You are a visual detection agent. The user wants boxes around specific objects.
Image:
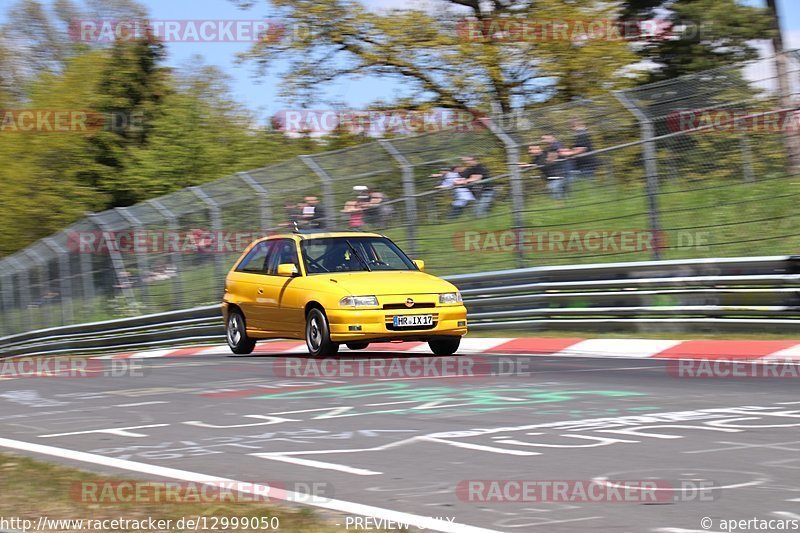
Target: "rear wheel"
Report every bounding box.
[227,310,256,354]
[306,308,339,357]
[429,337,461,356]
[346,342,369,350]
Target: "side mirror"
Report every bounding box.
[412,259,425,271]
[277,263,298,277]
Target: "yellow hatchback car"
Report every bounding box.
[222,231,468,356]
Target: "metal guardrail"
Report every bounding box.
[1,256,798,357]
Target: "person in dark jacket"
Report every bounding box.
[526,134,570,200]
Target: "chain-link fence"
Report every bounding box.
[2,51,800,335]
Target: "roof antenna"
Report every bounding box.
[292,220,299,232]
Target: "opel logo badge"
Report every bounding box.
[405,298,414,308]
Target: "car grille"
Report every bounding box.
[382,302,436,310]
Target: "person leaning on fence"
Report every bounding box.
[342,199,365,229]
[281,201,302,227]
[302,195,326,228]
[435,165,475,219]
[365,191,393,229]
[459,155,494,217]
[560,118,598,186]
[527,134,571,201]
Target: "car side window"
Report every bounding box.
[267,239,300,275]
[236,241,273,274]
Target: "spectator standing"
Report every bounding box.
[435,166,475,219]
[560,118,598,186]
[342,200,365,229]
[302,196,326,228]
[458,155,494,217]
[282,201,302,227]
[530,134,571,200]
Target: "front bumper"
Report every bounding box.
[327,305,468,342]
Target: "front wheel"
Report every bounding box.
[306,308,339,357]
[227,310,256,354]
[428,337,461,356]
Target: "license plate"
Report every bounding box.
[393,314,433,328]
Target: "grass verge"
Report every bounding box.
[0,452,380,533]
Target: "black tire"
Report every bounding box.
[428,337,461,356]
[226,309,256,354]
[346,342,369,350]
[306,308,339,357]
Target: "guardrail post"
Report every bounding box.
[43,237,74,326]
[79,241,95,321]
[238,172,273,232]
[379,140,418,257]
[482,117,527,269]
[149,199,184,308]
[299,155,336,228]
[24,249,53,328]
[88,213,138,314]
[615,91,662,260]
[0,261,13,336]
[116,207,151,310]
[6,257,30,333]
[190,186,225,296]
[739,130,755,183]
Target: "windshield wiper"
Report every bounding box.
[345,240,371,272]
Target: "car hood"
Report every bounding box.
[321,270,457,296]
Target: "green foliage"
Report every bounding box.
[239,0,641,113]
[622,0,773,82]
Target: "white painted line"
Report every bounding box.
[127,348,175,359]
[252,454,382,476]
[762,343,800,360]
[195,345,229,356]
[113,401,169,408]
[0,437,497,533]
[555,338,683,358]
[39,424,169,438]
[421,437,540,456]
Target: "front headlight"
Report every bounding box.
[439,292,462,304]
[339,295,380,308]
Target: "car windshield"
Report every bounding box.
[300,237,417,274]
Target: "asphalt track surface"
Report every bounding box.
[1,344,800,533]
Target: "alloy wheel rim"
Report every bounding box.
[228,315,241,345]
[308,316,321,350]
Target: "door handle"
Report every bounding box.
[257,288,264,295]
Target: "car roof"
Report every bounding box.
[260,230,385,242]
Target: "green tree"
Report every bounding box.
[622,0,773,82]
[0,50,110,256]
[89,37,169,206]
[237,0,641,113]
